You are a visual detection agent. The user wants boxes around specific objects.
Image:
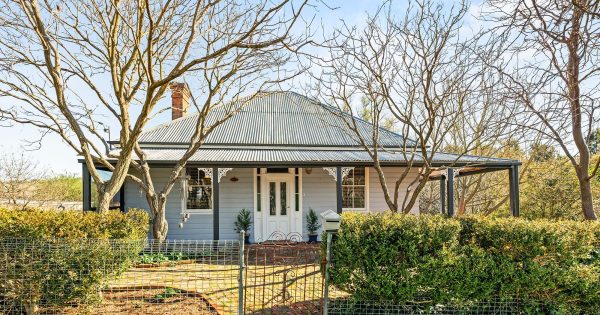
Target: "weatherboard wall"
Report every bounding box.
[124,166,420,241]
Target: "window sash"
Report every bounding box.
[342,167,367,210]
[184,168,213,213]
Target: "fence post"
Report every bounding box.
[323,232,333,315]
[238,230,245,315]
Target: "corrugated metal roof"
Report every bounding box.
[118,148,519,166]
[138,92,415,147]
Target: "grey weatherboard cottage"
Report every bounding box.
[81,84,521,242]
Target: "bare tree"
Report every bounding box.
[0,153,47,209]
[483,0,600,220]
[0,0,307,213]
[121,1,310,240]
[313,0,508,213]
[0,152,82,210]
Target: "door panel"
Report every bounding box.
[263,175,293,239]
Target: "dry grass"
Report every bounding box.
[42,287,218,315]
[107,261,347,314]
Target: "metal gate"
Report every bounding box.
[243,232,324,315]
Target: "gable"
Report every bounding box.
[138,92,414,148]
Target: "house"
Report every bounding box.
[81,84,521,242]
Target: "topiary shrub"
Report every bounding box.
[0,208,149,314]
[329,212,600,314]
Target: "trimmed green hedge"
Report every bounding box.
[0,207,148,239]
[0,208,149,314]
[328,212,600,314]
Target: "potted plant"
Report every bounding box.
[234,208,252,244]
[306,208,321,243]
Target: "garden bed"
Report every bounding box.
[135,259,197,268]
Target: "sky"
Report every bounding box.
[0,0,483,175]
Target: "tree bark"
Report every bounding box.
[576,169,597,220]
[95,185,112,213]
[566,6,597,220]
[148,196,168,241]
[95,182,123,213]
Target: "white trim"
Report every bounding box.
[255,167,303,240]
[198,168,212,179]
[253,168,260,240]
[218,168,233,182]
[295,168,303,235]
[322,167,337,181]
[341,167,354,180]
[342,167,369,212]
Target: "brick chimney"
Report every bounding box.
[169,82,190,120]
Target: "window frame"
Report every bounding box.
[87,167,125,212]
[341,167,369,212]
[182,167,213,215]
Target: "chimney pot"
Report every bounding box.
[169,82,190,120]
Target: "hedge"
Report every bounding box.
[328,212,600,314]
[0,208,149,314]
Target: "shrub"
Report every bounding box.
[234,208,252,234]
[306,208,321,235]
[329,212,600,314]
[0,208,149,314]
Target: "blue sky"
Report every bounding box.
[0,0,483,174]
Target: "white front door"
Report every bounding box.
[262,174,293,239]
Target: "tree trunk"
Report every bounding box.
[150,198,169,241]
[96,189,113,213]
[95,183,121,213]
[576,170,597,220]
[457,197,467,216]
[565,7,597,221]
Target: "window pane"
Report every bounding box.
[354,186,365,208]
[353,167,365,185]
[294,175,299,212]
[342,169,353,185]
[186,168,213,210]
[90,169,121,209]
[281,182,287,215]
[187,186,212,209]
[269,182,276,216]
[342,186,353,208]
[257,195,261,212]
[256,175,261,212]
[187,168,212,186]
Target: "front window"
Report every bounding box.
[342,167,366,210]
[185,168,213,212]
[90,169,122,211]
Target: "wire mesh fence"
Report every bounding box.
[0,238,240,315]
[243,233,325,314]
[327,298,530,315]
[0,236,549,315]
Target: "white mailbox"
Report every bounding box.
[320,209,341,233]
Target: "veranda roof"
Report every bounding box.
[111,147,519,168]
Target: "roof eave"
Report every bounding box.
[78,158,520,168]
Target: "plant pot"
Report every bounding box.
[308,234,318,243]
[244,234,251,244]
